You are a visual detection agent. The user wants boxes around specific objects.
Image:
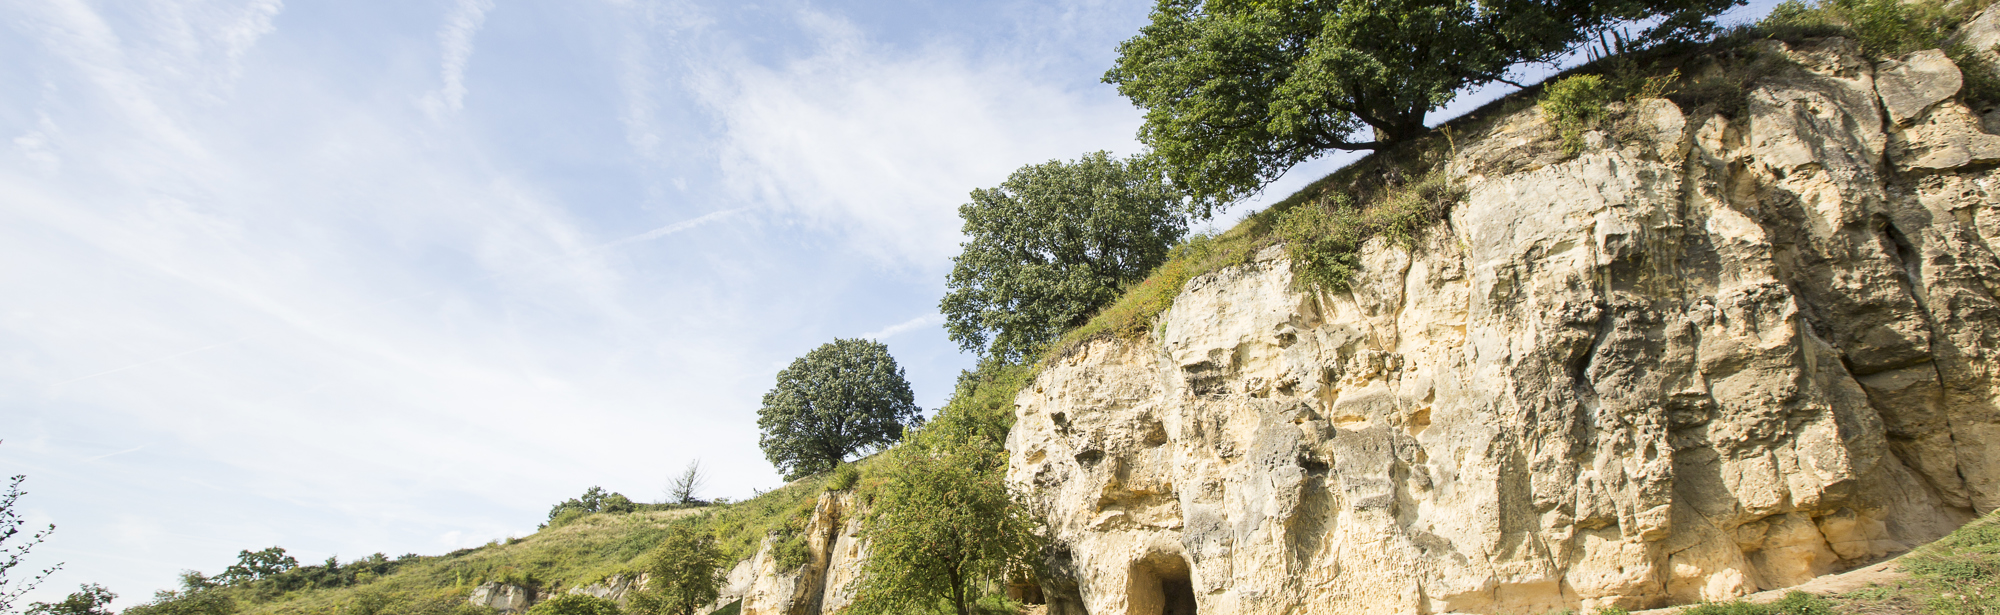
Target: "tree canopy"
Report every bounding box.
[758,338,921,480]
[1105,0,1740,212]
[941,151,1187,361]
[26,585,116,615]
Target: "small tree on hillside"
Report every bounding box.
[758,339,921,480]
[940,151,1187,361]
[1106,0,1740,212]
[666,460,706,506]
[845,362,1039,615]
[628,524,723,615]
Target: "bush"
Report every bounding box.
[524,595,621,615]
[827,464,860,492]
[1274,170,1459,292]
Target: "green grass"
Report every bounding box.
[1676,592,1837,615]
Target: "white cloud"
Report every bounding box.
[419,0,495,119]
[861,314,938,341]
[13,113,62,175]
[620,6,1143,266]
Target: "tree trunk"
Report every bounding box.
[947,565,971,615]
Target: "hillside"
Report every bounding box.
[83,1,2000,614]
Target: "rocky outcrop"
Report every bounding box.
[564,573,647,606]
[736,491,869,615]
[468,583,535,614]
[1007,36,2000,615]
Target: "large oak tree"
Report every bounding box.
[1105,0,1740,213]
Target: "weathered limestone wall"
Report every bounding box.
[1006,36,2000,615]
[736,491,868,615]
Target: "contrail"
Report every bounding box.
[85,445,147,461]
[53,338,249,386]
[51,208,746,387]
[600,207,742,249]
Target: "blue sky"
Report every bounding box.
[1,0,1783,608]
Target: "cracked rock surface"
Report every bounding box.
[1008,36,2000,615]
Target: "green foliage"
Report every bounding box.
[525,594,621,615]
[544,488,640,529]
[25,584,115,615]
[1541,74,1616,154]
[627,524,722,615]
[1105,0,1740,212]
[1904,510,2000,615]
[1047,227,1264,357]
[331,587,488,615]
[1761,0,1969,56]
[827,464,860,492]
[758,338,921,480]
[1274,170,1460,292]
[941,151,1188,362]
[1676,592,1834,615]
[2,475,60,615]
[1759,0,2000,107]
[845,361,1039,615]
[218,548,301,586]
[125,573,236,615]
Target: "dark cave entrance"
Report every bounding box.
[1128,553,1198,615]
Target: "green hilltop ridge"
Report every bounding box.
[21,0,2000,614]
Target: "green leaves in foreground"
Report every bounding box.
[941,151,1187,363]
[758,338,921,480]
[845,362,1039,615]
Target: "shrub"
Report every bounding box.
[827,464,860,492]
[1542,74,1617,154]
[1275,170,1460,292]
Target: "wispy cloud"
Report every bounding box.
[420,0,495,119]
[643,7,1142,266]
[862,315,939,341]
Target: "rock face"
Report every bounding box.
[737,491,869,615]
[468,583,535,614]
[1006,38,2000,615]
[564,574,647,606]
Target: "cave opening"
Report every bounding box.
[1128,553,1198,615]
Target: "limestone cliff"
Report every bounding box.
[730,492,868,615]
[1005,36,2000,615]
